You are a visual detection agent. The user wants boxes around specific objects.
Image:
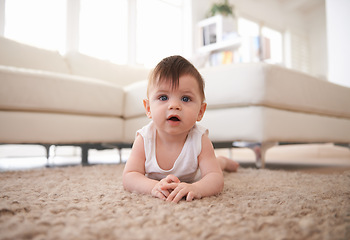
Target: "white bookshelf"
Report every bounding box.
[197,37,241,53]
[197,15,240,54]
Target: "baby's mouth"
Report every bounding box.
[167,116,180,122]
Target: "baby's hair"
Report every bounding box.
[147,55,205,101]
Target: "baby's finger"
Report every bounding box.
[166,175,180,183]
[172,189,188,203]
[186,192,194,202]
[153,190,166,200]
[166,186,180,202]
[160,182,178,190]
[160,189,170,198]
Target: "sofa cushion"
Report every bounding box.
[201,107,350,143]
[202,63,350,119]
[0,37,70,74]
[124,116,152,143]
[65,52,150,86]
[0,111,124,144]
[123,80,148,118]
[0,66,124,117]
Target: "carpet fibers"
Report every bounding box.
[0,164,349,240]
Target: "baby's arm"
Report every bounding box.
[122,135,180,200]
[122,135,157,194]
[165,134,224,203]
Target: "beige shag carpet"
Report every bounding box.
[0,164,349,240]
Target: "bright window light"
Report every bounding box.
[237,17,283,64]
[136,0,184,67]
[4,0,66,53]
[79,0,128,64]
[238,18,259,37]
[261,26,283,64]
[237,17,260,62]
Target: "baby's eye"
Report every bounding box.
[159,95,168,101]
[181,96,191,102]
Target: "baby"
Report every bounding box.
[123,55,239,203]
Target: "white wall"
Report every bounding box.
[307,3,328,79]
[326,0,350,88]
[0,0,4,36]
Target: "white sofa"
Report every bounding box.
[1,37,350,167]
[123,63,350,167]
[0,37,149,164]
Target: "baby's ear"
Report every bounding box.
[197,102,207,121]
[143,99,152,119]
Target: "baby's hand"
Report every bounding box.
[164,183,202,203]
[151,175,180,200]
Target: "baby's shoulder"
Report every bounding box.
[137,122,155,140]
[192,124,209,136]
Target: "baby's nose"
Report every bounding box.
[168,99,181,110]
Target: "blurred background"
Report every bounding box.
[0,0,340,80]
[0,0,349,170]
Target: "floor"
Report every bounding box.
[0,143,349,172]
[216,143,350,172]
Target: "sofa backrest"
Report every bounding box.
[0,37,70,74]
[64,52,150,87]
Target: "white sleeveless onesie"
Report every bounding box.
[137,121,208,183]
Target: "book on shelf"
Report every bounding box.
[209,50,237,66]
[239,36,271,62]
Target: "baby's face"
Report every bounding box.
[144,75,206,137]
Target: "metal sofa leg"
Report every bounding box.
[118,147,123,163]
[81,145,89,166]
[233,141,277,168]
[249,142,277,168]
[42,144,51,167]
